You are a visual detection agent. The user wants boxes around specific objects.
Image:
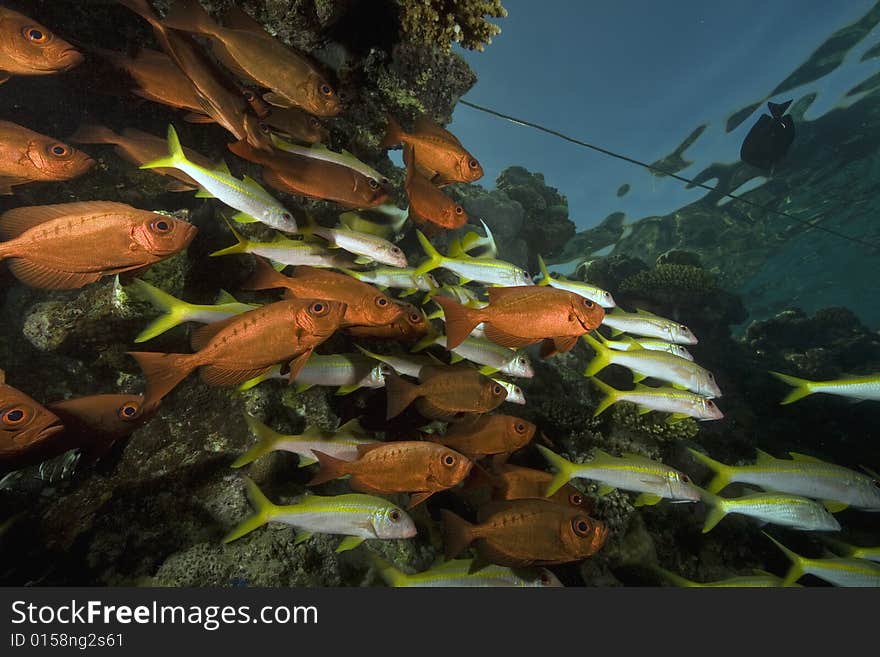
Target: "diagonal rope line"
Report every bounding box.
[459,98,880,252]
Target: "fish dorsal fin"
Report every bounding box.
[300,425,327,439]
[591,448,614,461]
[215,289,238,304]
[355,442,384,458]
[215,159,232,176]
[190,315,240,351]
[222,6,268,35]
[621,451,653,463]
[337,418,366,435]
[788,452,825,463]
[634,307,658,317]
[413,116,462,145]
[0,201,134,240]
[755,448,776,463]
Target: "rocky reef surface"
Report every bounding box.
[1,0,878,588]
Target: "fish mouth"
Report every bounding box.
[58,49,85,70]
[36,423,65,444]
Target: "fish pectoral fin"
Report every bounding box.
[822,500,848,513]
[263,92,292,108]
[353,256,373,265]
[637,406,653,415]
[335,384,361,396]
[297,457,317,468]
[232,211,260,224]
[335,536,366,553]
[7,259,103,290]
[633,493,663,506]
[194,187,215,199]
[670,383,688,390]
[183,112,215,124]
[408,491,433,508]
[631,372,648,383]
[293,531,313,546]
[596,484,615,496]
[665,413,689,424]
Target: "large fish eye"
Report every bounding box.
[320,83,333,96]
[243,90,255,101]
[117,401,141,420]
[150,219,171,233]
[309,118,321,128]
[23,27,49,43]
[409,311,422,324]
[48,143,70,158]
[572,518,592,536]
[442,454,456,467]
[468,158,479,169]
[375,297,389,307]
[492,384,504,396]
[679,324,688,331]
[514,422,526,434]
[309,301,329,316]
[391,246,402,254]
[368,179,379,190]
[680,474,690,484]
[2,407,29,426]
[259,122,271,133]
[583,298,593,308]
[454,206,464,215]
[708,373,715,380]
[282,212,293,222]
[569,492,584,506]
[389,509,401,522]
[706,400,715,408]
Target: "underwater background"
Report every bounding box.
[0,0,878,586]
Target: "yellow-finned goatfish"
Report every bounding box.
[764,532,880,587]
[537,255,615,308]
[698,488,841,533]
[649,564,787,587]
[770,371,880,404]
[370,554,562,587]
[536,445,701,506]
[601,307,697,344]
[232,415,378,468]
[590,377,723,421]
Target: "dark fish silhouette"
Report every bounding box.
[740,100,795,170]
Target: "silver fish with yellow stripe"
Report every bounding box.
[371,554,561,587]
[765,533,880,587]
[601,307,697,344]
[224,477,416,552]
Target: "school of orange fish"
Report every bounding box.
[3,2,878,588]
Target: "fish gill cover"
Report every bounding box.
[0,0,877,589]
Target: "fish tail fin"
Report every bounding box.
[129,279,193,343]
[698,488,727,533]
[127,350,197,407]
[535,445,575,496]
[306,450,351,486]
[140,124,187,171]
[589,377,620,417]
[433,296,482,350]
[379,114,404,149]
[232,414,283,468]
[210,222,251,257]
[582,332,612,377]
[223,477,279,543]
[162,0,218,36]
[686,448,733,494]
[384,371,421,420]
[648,564,697,587]
[763,532,805,586]
[368,553,408,587]
[117,0,162,27]
[241,256,287,291]
[769,371,815,405]
[413,230,445,276]
[68,123,119,145]
[536,254,552,286]
[440,509,475,559]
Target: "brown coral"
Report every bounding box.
[395,0,507,51]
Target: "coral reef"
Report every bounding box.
[394,0,507,52]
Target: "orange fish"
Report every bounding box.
[47,393,156,463]
[403,145,467,230]
[90,45,205,117]
[0,369,64,472]
[381,115,483,185]
[441,498,608,568]
[242,259,403,329]
[162,1,340,117]
[260,105,329,145]
[0,120,94,194]
[118,0,271,151]
[0,7,83,84]
[309,441,473,507]
[0,201,196,290]
[69,124,214,192]
[432,414,536,459]
[385,365,507,421]
[128,298,346,406]
[487,463,593,511]
[227,139,389,209]
[344,302,429,342]
[435,286,605,352]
